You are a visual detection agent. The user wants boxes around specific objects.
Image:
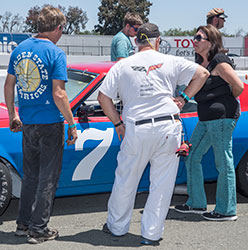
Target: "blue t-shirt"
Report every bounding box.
[111,31,134,61]
[8,37,68,124]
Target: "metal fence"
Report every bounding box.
[58,45,111,56]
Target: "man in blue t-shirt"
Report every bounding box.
[111,12,143,61]
[4,6,77,244]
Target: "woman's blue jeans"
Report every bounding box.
[185,118,237,215]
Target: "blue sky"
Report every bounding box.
[2,0,247,35]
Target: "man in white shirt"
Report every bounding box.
[98,23,209,246]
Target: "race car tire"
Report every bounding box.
[236,152,248,198]
[0,162,12,216]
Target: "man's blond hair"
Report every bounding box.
[37,6,66,33]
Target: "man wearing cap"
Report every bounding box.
[206,8,228,29]
[195,8,228,64]
[98,23,209,245]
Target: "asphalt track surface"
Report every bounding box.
[1,182,248,250]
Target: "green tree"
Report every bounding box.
[0,11,24,32]
[24,5,40,33]
[161,27,237,37]
[162,28,197,36]
[95,0,152,35]
[64,6,88,34]
[24,5,88,34]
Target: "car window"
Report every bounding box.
[66,69,98,102]
[80,82,194,118]
[84,86,123,116]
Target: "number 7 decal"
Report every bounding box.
[72,128,114,181]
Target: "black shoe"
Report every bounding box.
[27,228,59,244]
[202,211,238,221]
[141,237,160,246]
[102,223,111,234]
[15,224,29,236]
[102,223,121,237]
[174,204,207,214]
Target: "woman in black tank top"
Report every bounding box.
[174,25,244,221]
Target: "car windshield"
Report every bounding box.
[66,69,98,102]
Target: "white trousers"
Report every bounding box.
[107,119,181,240]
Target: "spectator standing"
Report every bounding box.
[206,8,228,29]
[110,12,143,61]
[175,25,244,221]
[4,6,77,244]
[98,23,209,245]
[196,8,228,64]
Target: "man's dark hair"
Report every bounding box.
[123,12,143,27]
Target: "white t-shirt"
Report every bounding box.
[99,49,198,122]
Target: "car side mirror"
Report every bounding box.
[76,104,95,120]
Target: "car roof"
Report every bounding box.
[67,61,115,74]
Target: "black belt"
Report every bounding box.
[135,115,180,125]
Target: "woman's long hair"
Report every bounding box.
[196,24,225,62]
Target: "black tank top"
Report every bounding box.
[195,53,240,121]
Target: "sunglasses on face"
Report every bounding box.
[193,34,209,42]
[131,25,139,32]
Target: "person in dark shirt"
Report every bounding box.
[175,25,244,221]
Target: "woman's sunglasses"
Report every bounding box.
[193,35,209,42]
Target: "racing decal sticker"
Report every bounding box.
[72,127,114,181]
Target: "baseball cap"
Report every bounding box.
[136,23,160,43]
[207,8,228,19]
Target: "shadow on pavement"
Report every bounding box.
[1,182,248,224]
[57,229,143,247]
[0,229,143,247]
[0,231,27,245]
[167,208,204,222]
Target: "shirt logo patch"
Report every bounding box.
[131,63,163,76]
[16,59,40,92]
[146,63,163,75]
[14,53,49,100]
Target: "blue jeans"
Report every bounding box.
[17,123,64,233]
[185,118,237,215]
